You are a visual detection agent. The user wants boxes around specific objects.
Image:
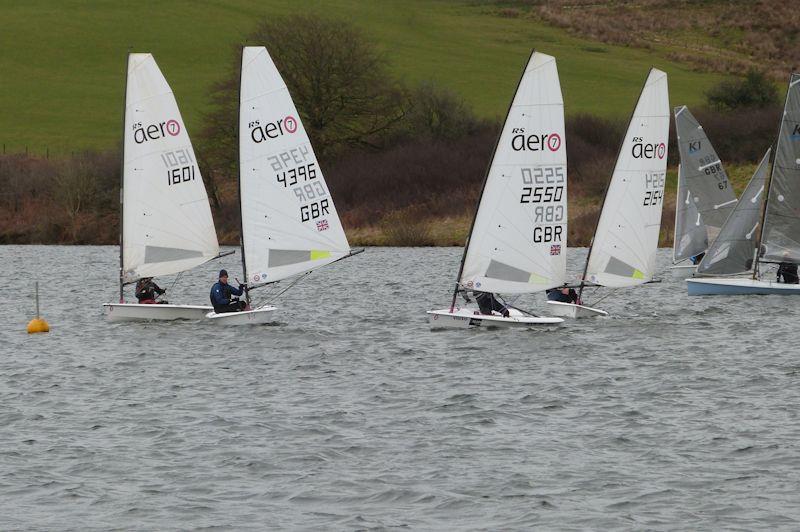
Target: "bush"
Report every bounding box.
[398,81,485,141]
[706,70,779,111]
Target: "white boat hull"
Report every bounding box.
[103,303,212,322]
[687,278,800,296]
[545,300,609,319]
[427,307,563,328]
[205,305,278,325]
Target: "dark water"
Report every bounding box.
[2,245,800,530]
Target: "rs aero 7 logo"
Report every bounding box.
[632,137,666,159]
[250,115,298,143]
[132,119,181,144]
[511,128,561,152]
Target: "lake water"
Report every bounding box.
[2,245,799,530]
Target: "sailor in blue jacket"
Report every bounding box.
[210,269,247,313]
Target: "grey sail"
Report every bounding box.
[673,164,708,262]
[696,149,771,276]
[673,105,737,262]
[761,73,800,263]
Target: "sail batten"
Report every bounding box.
[121,53,220,283]
[239,46,350,286]
[458,52,567,295]
[584,69,670,288]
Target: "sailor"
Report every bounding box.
[135,277,166,304]
[777,262,799,284]
[690,252,705,265]
[474,291,510,317]
[546,286,581,304]
[210,269,248,313]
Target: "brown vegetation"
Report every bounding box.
[495,1,800,79]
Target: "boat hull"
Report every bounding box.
[545,300,609,319]
[686,278,800,296]
[205,305,278,325]
[103,303,212,322]
[427,308,563,329]
[669,264,696,276]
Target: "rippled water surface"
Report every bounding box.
[2,245,800,530]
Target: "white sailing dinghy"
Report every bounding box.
[688,73,800,295]
[547,68,669,318]
[104,54,229,323]
[671,106,738,274]
[206,46,360,325]
[427,51,566,328]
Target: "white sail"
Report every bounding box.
[239,47,351,286]
[122,53,219,283]
[459,52,566,294]
[585,68,669,287]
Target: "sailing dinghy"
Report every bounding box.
[687,73,800,295]
[547,68,669,318]
[206,46,360,325]
[103,54,229,323]
[427,51,566,328]
[671,106,737,274]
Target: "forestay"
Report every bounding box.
[673,105,737,262]
[761,73,800,263]
[122,54,220,283]
[696,149,771,276]
[239,46,350,286]
[585,69,669,287]
[673,164,709,262]
[459,52,566,294]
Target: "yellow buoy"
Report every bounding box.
[27,281,50,334]
[27,318,50,334]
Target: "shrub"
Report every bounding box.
[705,70,780,111]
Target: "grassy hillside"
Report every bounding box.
[0,0,727,153]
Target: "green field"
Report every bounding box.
[0,0,727,154]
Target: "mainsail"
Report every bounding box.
[239,46,351,286]
[673,163,709,262]
[673,105,737,263]
[696,149,771,276]
[584,68,670,287]
[761,73,800,263]
[121,53,220,283]
[458,51,566,294]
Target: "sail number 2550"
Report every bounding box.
[520,166,565,204]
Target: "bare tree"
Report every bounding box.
[200,14,406,176]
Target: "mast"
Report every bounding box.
[752,75,794,279]
[578,68,654,302]
[672,163,682,264]
[753,146,776,280]
[118,51,130,303]
[237,47,250,306]
[449,49,535,312]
